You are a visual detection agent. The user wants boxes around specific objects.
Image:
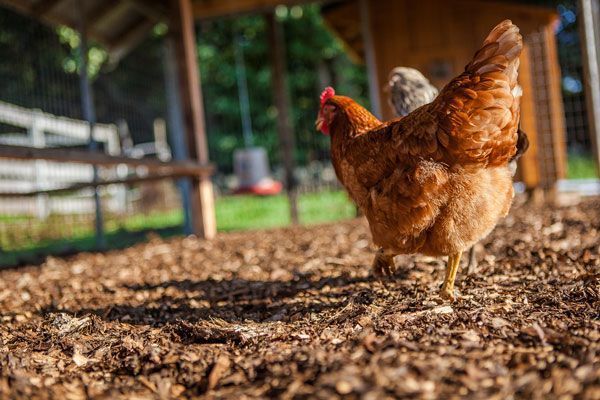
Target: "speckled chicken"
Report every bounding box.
[387,67,439,117]
[316,20,525,300]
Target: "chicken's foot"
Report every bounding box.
[466,245,477,275]
[372,249,396,277]
[440,252,462,301]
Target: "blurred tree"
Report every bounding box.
[0,4,368,171]
[196,4,369,172]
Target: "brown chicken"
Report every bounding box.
[315,20,524,300]
[386,66,529,274]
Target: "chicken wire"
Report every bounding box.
[0,5,363,265]
[528,0,597,183]
[0,7,185,265]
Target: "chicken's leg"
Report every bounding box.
[466,245,477,275]
[372,249,396,277]
[440,252,462,301]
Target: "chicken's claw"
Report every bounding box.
[372,249,396,278]
[439,286,457,302]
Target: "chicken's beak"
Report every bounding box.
[315,116,324,132]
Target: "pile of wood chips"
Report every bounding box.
[0,196,598,399]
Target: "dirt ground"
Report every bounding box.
[0,196,598,399]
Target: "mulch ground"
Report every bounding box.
[0,196,598,399]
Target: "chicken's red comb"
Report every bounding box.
[320,87,335,106]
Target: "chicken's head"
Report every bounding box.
[316,86,336,135]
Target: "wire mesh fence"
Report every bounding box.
[0,4,365,266]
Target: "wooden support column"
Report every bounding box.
[170,0,216,239]
[579,0,600,175]
[267,12,299,224]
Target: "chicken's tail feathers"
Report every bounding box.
[466,20,522,87]
[422,20,523,167]
[511,127,530,162]
[508,127,530,175]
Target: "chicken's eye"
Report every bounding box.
[324,104,337,114]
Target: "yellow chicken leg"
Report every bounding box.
[440,252,462,301]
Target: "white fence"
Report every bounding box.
[0,100,125,218]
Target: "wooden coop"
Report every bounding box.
[323,0,568,191]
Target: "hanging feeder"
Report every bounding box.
[231,30,282,196]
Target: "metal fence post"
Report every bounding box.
[267,12,299,225]
[164,38,194,236]
[78,3,105,248]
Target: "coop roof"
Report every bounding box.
[0,0,311,62]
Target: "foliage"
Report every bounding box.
[0,4,367,169]
[196,4,369,172]
[567,153,598,179]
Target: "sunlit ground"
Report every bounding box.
[0,190,356,266]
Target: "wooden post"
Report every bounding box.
[169,0,216,239]
[579,0,600,176]
[359,0,382,119]
[29,110,50,219]
[267,12,299,224]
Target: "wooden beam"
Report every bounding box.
[170,0,216,239]
[267,12,298,224]
[125,0,168,21]
[192,0,308,20]
[88,0,127,27]
[579,0,600,175]
[0,174,188,198]
[32,0,64,17]
[107,17,157,63]
[0,144,214,176]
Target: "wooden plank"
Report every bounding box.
[0,144,214,176]
[170,0,216,238]
[0,173,184,197]
[267,11,298,224]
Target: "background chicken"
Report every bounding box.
[387,67,439,117]
[316,20,525,300]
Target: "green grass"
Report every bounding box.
[216,190,356,231]
[567,154,598,179]
[0,190,356,267]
